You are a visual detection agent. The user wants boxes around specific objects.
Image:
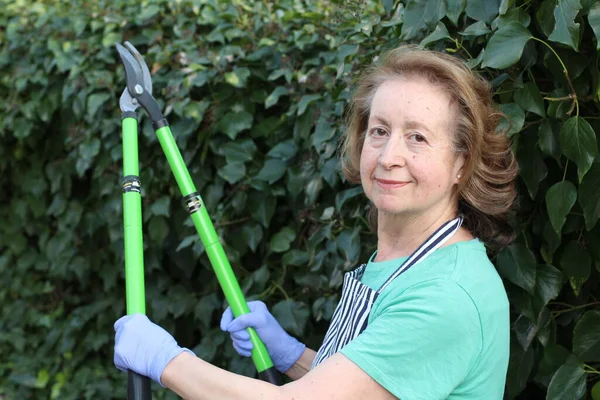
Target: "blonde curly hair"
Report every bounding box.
[340,45,519,251]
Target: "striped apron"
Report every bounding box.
[311,217,463,368]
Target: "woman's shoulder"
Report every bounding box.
[378,239,508,310]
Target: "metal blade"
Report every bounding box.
[119,88,139,113]
[124,41,152,95]
[115,43,143,93]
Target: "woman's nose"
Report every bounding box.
[378,136,407,170]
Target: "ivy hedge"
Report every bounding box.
[1,0,600,398]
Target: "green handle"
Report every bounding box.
[154,125,276,375]
[122,116,146,315]
[122,116,152,399]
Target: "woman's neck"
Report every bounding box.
[374,205,466,262]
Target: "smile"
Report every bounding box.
[375,179,410,189]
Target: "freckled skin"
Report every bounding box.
[359,77,465,221]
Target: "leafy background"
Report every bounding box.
[1,0,600,398]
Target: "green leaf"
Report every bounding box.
[101,32,121,48]
[87,93,110,119]
[193,335,224,363]
[482,22,533,69]
[401,0,446,40]
[305,176,323,206]
[496,243,537,294]
[466,0,501,23]
[514,313,538,350]
[537,0,558,37]
[282,249,310,266]
[420,22,451,47]
[249,193,276,227]
[579,162,600,230]
[336,227,361,266]
[297,94,321,116]
[150,196,170,217]
[593,381,600,400]
[446,0,466,25]
[546,363,587,400]
[459,21,490,36]
[497,103,525,136]
[589,3,600,50]
[148,216,169,243]
[138,4,160,21]
[559,116,598,182]
[217,162,246,184]
[294,109,314,141]
[265,86,289,109]
[241,223,263,252]
[538,119,562,161]
[573,310,600,361]
[271,300,309,336]
[194,293,219,329]
[501,0,514,15]
[267,140,297,160]
[517,132,547,198]
[493,7,531,30]
[268,68,293,83]
[217,111,253,139]
[256,159,286,184]
[176,235,197,252]
[535,264,564,308]
[536,344,571,381]
[466,49,485,69]
[514,82,546,117]
[224,67,251,88]
[79,138,101,160]
[220,139,257,164]
[560,241,591,283]
[505,342,534,398]
[383,0,395,14]
[335,186,364,211]
[312,117,335,150]
[35,369,49,389]
[548,0,582,51]
[252,116,282,138]
[546,181,577,233]
[270,227,296,253]
[585,225,600,271]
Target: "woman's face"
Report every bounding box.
[359,76,464,220]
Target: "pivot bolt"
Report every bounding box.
[134,84,144,95]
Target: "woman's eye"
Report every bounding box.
[409,133,426,143]
[370,128,387,137]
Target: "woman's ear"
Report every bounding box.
[453,154,466,184]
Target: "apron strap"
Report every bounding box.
[377,216,463,294]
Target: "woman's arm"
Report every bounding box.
[161,352,279,399]
[161,351,396,400]
[284,347,317,380]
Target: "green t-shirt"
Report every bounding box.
[339,239,509,400]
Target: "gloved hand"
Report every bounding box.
[114,314,194,386]
[220,301,306,373]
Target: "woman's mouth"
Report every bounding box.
[375,179,410,189]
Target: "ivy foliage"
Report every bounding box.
[1,0,600,398]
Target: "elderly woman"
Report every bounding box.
[114,45,518,399]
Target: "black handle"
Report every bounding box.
[128,370,152,400]
[258,366,282,386]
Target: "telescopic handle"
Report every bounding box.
[258,367,282,386]
[153,123,282,385]
[128,371,152,400]
[122,115,154,397]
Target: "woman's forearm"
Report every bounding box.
[161,351,281,400]
[285,348,317,381]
